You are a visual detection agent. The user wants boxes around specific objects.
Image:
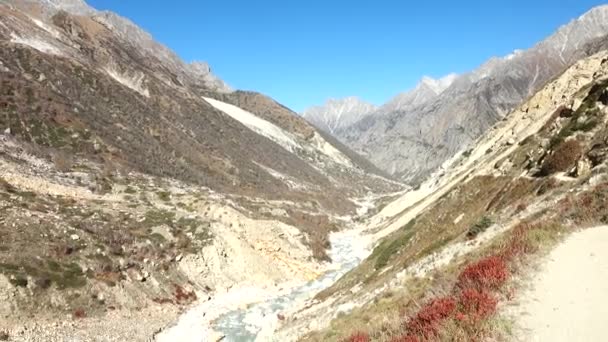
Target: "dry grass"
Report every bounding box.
[334,179,608,342]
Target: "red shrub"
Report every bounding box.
[406,297,457,338]
[390,335,420,342]
[174,284,197,304]
[458,289,497,322]
[73,308,86,319]
[343,331,370,342]
[515,202,527,213]
[457,256,508,290]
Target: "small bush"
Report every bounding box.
[52,150,73,172]
[156,191,171,202]
[458,289,497,322]
[457,256,508,291]
[343,331,371,342]
[173,284,197,304]
[406,297,457,338]
[0,330,8,341]
[390,335,420,342]
[372,220,416,270]
[466,216,493,239]
[124,186,137,194]
[540,140,582,176]
[73,308,86,319]
[9,275,28,288]
[515,202,527,213]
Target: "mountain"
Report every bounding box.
[0,1,402,339]
[380,73,458,114]
[275,43,608,342]
[333,5,608,184]
[301,97,377,134]
[301,74,458,135]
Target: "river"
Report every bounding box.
[212,228,371,341]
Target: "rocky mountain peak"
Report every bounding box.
[419,73,459,95]
[36,0,96,15]
[190,61,212,74]
[301,97,377,134]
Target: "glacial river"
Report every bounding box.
[212,228,370,341]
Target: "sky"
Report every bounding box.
[87,0,606,112]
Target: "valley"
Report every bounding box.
[1,1,608,342]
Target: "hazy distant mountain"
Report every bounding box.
[302,74,457,134]
[301,97,377,134]
[380,73,458,113]
[335,5,608,183]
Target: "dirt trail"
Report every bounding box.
[514,226,608,342]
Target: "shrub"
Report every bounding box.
[466,216,493,239]
[390,335,420,342]
[156,191,171,202]
[406,297,457,338]
[0,330,8,341]
[515,202,527,213]
[9,276,28,288]
[174,284,197,304]
[52,150,73,172]
[540,140,582,176]
[124,186,137,194]
[458,289,497,322]
[73,308,86,319]
[372,220,416,270]
[343,331,371,342]
[457,256,508,291]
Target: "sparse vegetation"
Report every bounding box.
[466,216,493,239]
[372,220,416,270]
[156,191,171,202]
[52,150,73,172]
[540,139,582,175]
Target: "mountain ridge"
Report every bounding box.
[332,4,608,184]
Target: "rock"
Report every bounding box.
[175,254,183,262]
[506,138,516,146]
[576,158,592,177]
[3,128,10,135]
[209,332,225,342]
[70,234,80,241]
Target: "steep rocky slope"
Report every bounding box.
[271,49,608,341]
[0,1,402,340]
[330,6,608,184]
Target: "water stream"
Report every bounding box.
[212,228,370,341]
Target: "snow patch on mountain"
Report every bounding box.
[203,97,300,152]
[205,97,355,168]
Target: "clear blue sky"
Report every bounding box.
[88,0,605,112]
